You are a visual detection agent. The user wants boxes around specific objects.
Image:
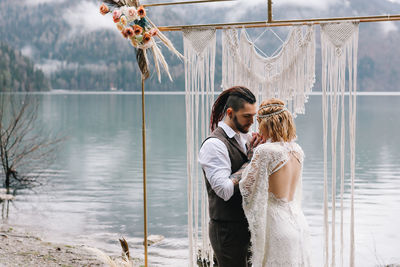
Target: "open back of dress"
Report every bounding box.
[239,142,313,267]
[268,150,302,202]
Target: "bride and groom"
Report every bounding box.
[199,86,312,267]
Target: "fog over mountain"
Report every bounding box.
[1,0,399,91]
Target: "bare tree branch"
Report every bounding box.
[0,95,64,190]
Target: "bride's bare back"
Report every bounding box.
[268,151,302,202]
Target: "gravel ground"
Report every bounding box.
[0,224,113,267]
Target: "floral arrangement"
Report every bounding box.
[99,0,183,81]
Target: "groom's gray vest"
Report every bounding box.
[202,127,249,222]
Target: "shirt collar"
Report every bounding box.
[218,121,238,139]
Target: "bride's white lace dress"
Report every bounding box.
[239,141,312,267]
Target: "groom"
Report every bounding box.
[199,86,263,267]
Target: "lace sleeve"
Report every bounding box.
[239,147,260,202]
[239,145,268,205]
[239,144,270,266]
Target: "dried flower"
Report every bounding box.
[148,28,158,37]
[124,27,134,37]
[112,10,122,23]
[130,37,138,47]
[135,34,143,43]
[126,7,138,20]
[143,32,152,44]
[120,15,127,26]
[137,6,146,18]
[133,25,143,35]
[116,23,124,32]
[99,4,109,15]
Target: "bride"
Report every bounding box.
[238,98,313,267]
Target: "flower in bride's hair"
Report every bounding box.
[120,15,127,26]
[137,6,146,18]
[133,24,143,35]
[116,23,124,32]
[148,28,158,37]
[112,10,122,23]
[99,4,109,15]
[143,32,152,44]
[123,27,134,38]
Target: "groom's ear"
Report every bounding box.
[226,107,233,119]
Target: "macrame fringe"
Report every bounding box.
[183,28,216,267]
[222,26,316,116]
[321,21,358,267]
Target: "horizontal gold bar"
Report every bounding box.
[143,0,235,7]
[158,14,400,31]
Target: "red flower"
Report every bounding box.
[143,33,152,44]
[113,10,121,23]
[99,4,109,15]
[137,6,146,18]
[133,25,143,35]
[124,28,134,38]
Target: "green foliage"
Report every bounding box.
[0,42,50,92]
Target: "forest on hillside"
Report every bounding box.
[0,42,50,92]
[0,0,399,91]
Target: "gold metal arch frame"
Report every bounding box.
[137,1,400,266]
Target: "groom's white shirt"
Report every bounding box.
[199,121,250,201]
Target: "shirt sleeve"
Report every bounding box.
[198,138,234,201]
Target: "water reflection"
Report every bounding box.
[3,94,400,266]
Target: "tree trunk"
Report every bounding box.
[5,171,10,189]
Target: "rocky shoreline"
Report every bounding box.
[0,224,128,267]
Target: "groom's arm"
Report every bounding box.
[230,162,249,184]
[199,138,235,201]
[230,162,249,194]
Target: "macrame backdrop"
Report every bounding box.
[320,21,359,267]
[183,28,216,267]
[184,25,317,266]
[222,26,316,116]
[183,22,358,267]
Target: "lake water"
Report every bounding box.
[3,93,400,267]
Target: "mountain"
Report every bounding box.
[0,0,399,91]
[0,42,50,92]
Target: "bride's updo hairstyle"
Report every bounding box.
[257,98,296,142]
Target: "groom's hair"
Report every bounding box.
[210,86,256,131]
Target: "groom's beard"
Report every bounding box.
[233,114,251,133]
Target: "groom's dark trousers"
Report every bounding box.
[202,127,251,267]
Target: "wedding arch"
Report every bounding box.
[98,0,400,266]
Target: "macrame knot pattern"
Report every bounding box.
[183,27,217,267]
[320,21,359,267]
[222,25,316,117]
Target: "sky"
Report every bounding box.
[21,0,400,34]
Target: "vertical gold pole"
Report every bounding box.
[268,0,273,23]
[141,76,148,267]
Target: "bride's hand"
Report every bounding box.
[247,133,265,160]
